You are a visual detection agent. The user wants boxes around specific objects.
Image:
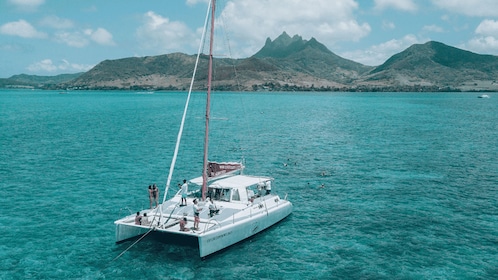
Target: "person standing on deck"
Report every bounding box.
[148,185,154,209]
[180,179,188,206]
[265,181,272,195]
[152,184,159,208]
[193,199,202,230]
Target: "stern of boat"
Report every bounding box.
[115,217,149,243]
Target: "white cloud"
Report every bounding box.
[27,58,93,73]
[0,19,47,38]
[39,16,74,29]
[54,31,89,47]
[8,0,44,11]
[340,34,423,66]
[374,0,417,12]
[186,0,209,6]
[465,36,498,54]
[136,11,197,53]
[423,24,444,33]
[432,0,498,17]
[219,0,371,57]
[382,21,396,30]
[54,28,115,47]
[475,19,498,36]
[84,28,116,46]
[463,19,498,55]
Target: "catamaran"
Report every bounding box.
[114,0,292,258]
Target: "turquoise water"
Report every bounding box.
[1,90,497,279]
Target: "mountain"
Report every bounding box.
[360,41,498,91]
[249,32,373,88]
[4,33,498,92]
[61,32,373,91]
[1,73,82,89]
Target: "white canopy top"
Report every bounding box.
[190,175,272,189]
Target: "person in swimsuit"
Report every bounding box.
[179,217,189,231]
[148,185,154,209]
[134,211,142,225]
[152,184,159,208]
[141,212,149,226]
[193,199,202,230]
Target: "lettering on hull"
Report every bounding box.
[206,231,233,243]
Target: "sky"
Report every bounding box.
[2,0,498,78]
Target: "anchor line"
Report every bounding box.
[111,227,155,262]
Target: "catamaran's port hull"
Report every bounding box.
[115,223,150,243]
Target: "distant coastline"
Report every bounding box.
[3,33,498,92]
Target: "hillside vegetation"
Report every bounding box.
[3,33,498,92]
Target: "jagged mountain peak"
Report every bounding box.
[253,32,331,58]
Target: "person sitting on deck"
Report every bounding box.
[207,197,219,217]
[179,217,189,231]
[134,211,142,225]
[141,213,150,226]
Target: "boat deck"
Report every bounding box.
[117,194,281,236]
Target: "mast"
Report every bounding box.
[160,0,212,204]
[202,0,216,201]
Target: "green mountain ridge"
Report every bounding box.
[3,33,498,92]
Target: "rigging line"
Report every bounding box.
[108,227,155,264]
[207,1,246,155]
[219,8,243,93]
[161,0,212,206]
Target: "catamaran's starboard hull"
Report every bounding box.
[198,200,292,257]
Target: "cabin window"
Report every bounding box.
[232,189,240,201]
[221,189,231,202]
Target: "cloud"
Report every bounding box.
[186,0,209,6]
[54,28,115,47]
[475,19,498,36]
[374,0,417,12]
[463,19,498,55]
[382,20,396,30]
[8,0,44,11]
[136,11,197,53]
[27,58,93,73]
[432,0,498,17]
[423,24,444,33]
[219,0,371,57]
[0,19,47,38]
[340,34,423,66]
[84,28,116,46]
[54,31,89,47]
[39,16,74,29]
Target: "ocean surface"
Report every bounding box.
[1,89,497,279]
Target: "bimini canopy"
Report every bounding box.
[210,175,272,189]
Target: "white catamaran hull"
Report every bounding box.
[198,200,292,257]
[115,193,292,258]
